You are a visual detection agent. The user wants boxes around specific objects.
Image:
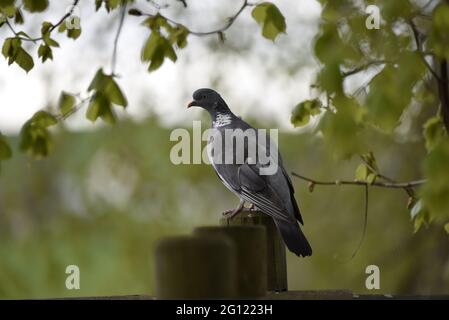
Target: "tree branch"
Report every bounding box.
[148,0,169,10]
[350,184,368,259]
[438,59,449,132]
[7,0,81,42]
[358,155,415,198]
[139,0,254,37]
[56,95,91,121]
[111,3,127,74]
[409,18,441,82]
[291,172,426,189]
[342,60,387,78]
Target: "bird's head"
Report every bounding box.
[187,88,230,115]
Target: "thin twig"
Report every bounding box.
[438,59,449,132]
[111,3,127,74]
[350,184,369,259]
[409,18,441,82]
[56,95,91,121]
[291,172,426,189]
[148,0,169,10]
[7,0,81,42]
[358,155,415,198]
[342,60,387,78]
[140,0,253,37]
[177,0,187,8]
[421,0,435,11]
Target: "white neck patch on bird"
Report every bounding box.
[213,113,232,128]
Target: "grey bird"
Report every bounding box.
[187,88,312,257]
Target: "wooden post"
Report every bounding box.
[220,211,288,292]
[194,225,267,298]
[154,235,237,299]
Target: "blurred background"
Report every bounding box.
[1,0,448,298]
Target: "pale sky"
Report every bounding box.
[0,0,322,134]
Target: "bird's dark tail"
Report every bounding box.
[274,219,312,257]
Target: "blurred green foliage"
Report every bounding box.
[0,0,449,298]
[294,0,449,232]
[0,117,448,298]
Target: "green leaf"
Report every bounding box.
[14,8,24,24]
[421,140,449,221]
[104,77,127,107]
[2,37,34,72]
[95,0,127,12]
[38,44,53,63]
[2,38,13,59]
[86,93,115,124]
[20,122,52,158]
[19,110,57,158]
[58,92,76,116]
[360,152,379,172]
[41,21,59,47]
[0,1,16,17]
[445,223,449,234]
[87,68,128,107]
[423,116,446,152]
[169,25,189,49]
[355,163,368,181]
[58,23,67,33]
[95,0,103,11]
[0,134,12,160]
[2,37,21,60]
[429,3,449,60]
[104,0,121,12]
[14,47,34,72]
[88,68,107,92]
[86,69,127,123]
[41,21,52,35]
[16,31,31,39]
[251,2,286,40]
[141,31,177,72]
[355,153,378,183]
[366,173,377,184]
[23,0,48,13]
[142,14,169,32]
[314,22,360,65]
[366,53,425,132]
[410,200,432,233]
[317,62,343,94]
[0,0,15,8]
[67,27,82,40]
[319,95,363,159]
[291,99,321,127]
[32,110,58,127]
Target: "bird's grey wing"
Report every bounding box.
[238,163,294,223]
[281,165,304,225]
[263,129,304,225]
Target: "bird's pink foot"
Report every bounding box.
[222,200,245,219]
[222,202,258,219]
[222,207,242,219]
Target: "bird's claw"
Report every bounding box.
[222,208,241,219]
[222,203,258,219]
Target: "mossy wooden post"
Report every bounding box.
[194,225,267,298]
[220,211,288,292]
[154,235,237,299]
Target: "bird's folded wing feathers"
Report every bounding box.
[281,165,304,225]
[238,163,293,223]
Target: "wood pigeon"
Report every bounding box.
[187,88,312,257]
